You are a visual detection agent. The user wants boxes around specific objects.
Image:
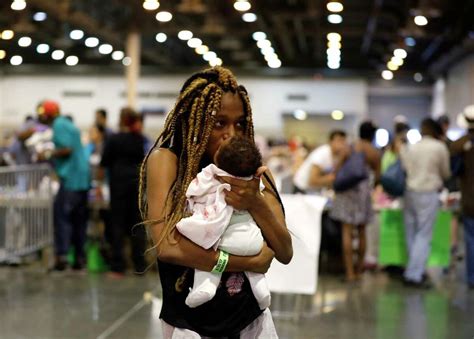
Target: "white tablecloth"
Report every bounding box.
[266,194,327,295]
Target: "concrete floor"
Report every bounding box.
[0,265,473,339]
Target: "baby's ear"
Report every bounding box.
[255,166,267,178]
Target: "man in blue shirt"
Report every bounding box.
[38,100,90,271]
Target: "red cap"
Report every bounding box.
[38,100,60,117]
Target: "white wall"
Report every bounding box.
[0,73,368,138]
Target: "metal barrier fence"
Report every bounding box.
[0,164,54,262]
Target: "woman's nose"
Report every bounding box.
[224,125,236,139]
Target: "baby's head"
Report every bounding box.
[214,136,262,177]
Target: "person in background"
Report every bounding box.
[330,121,381,282]
[95,108,114,139]
[400,118,450,288]
[450,106,474,289]
[99,107,147,276]
[293,130,347,194]
[381,121,409,174]
[37,100,90,271]
[7,116,36,166]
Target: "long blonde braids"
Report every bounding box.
[138,66,255,248]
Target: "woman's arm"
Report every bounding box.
[218,168,293,264]
[146,149,275,273]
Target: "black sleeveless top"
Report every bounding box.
[158,261,263,336]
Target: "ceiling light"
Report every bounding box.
[391,56,404,66]
[293,109,307,120]
[178,30,193,40]
[381,70,393,80]
[242,13,257,22]
[143,0,160,10]
[260,46,275,55]
[70,30,84,40]
[33,12,47,21]
[327,32,341,42]
[122,57,132,66]
[18,37,32,47]
[85,37,99,47]
[11,0,26,11]
[414,15,428,26]
[36,44,50,54]
[209,57,223,66]
[156,11,172,22]
[112,51,124,60]
[98,44,113,55]
[394,48,407,59]
[1,30,15,40]
[327,40,342,49]
[257,39,271,49]
[234,1,251,12]
[407,129,421,144]
[268,58,282,68]
[155,32,167,43]
[414,73,423,82]
[10,55,23,65]
[65,55,79,66]
[51,50,65,60]
[203,51,217,61]
[331,110,344,120]
[195,45,209,54]
[252,31,266,41]
[326,48,341,57]
[0,50,6,59]
[387,61,399,71]
[405,37,416,47]
[264,53,279,62]
[327,62,340,69]
[327,14,343,24]
[187,38,202,48]
[375,129,389,148]
[327,2,343,13]
[328,55,341,63]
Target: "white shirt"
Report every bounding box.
[293,144,334,191]
[400,136,451,192]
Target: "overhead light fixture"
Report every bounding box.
[252,31,266,41]
[327,40,342,49]
[70,30,84,40]
[156,11,172,22]
[33,12,47,21]
[65,55,79,66]
[203,51,217,61]
[98,44,113,55]
[11,0,26,11]
[234,1,251,12]
[394,48,407,59]
[257,39,271,49]
[18,37,32,47]
[112,51,124,60]
[391,56,404,66]
[293,109,308,121]
[264,53,278,62]
[407,129,421,144]
[327,62,340,69]
[178,30,193,40]
[375,129,389,148]
[0,50,6,59]
[405,37,416,46]
[10,55,23,65]
[143,0,159,10]
[85,37,99,47]
[327,32,341,42]
[209,57,223,67]
[36,44,50,54]
[195,45,209,55]
[1,30,15,40]
[155,32,167,43]
[331,110,344,120]
[387,61,399,71]
[381,70,394,80]
[327,2,343,13]
[242,13,257,22]
[260,46,275,55]
[327,14,343,24]
[414,73,423,82]
[414,15,428,26]
[122,57,132,66]
[327,48,341,57]
[51,50,65,60]
[187,38,202,48]
[268,58,282,68]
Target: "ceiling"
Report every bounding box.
[1,0,474,81]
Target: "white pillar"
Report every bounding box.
[125,31,141,109]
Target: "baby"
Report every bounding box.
[176,136,270,309]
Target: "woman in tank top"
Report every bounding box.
[138,66,293,338]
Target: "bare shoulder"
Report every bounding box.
[147,148,178,180]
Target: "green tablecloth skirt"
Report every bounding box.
[378,209,451,267]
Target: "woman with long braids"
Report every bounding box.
[139,66,292,338]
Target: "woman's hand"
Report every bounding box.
[248,242,275,274]
[217,166,267,211]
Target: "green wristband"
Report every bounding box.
[211,250,229,274]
